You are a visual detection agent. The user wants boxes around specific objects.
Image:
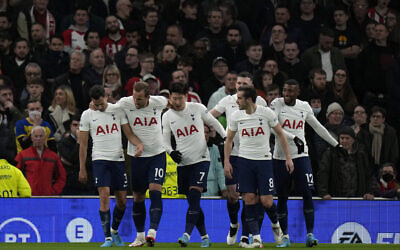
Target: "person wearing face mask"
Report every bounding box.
[374,163,400,199]
[317,126,374,200]
[15,99,56,153]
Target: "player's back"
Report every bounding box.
[0,159,31,198]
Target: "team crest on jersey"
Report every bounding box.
[111,113,116,121]
[190,113,195,121]
[153,107,157,115]
[259,118,263,125]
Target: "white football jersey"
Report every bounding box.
[270,98,338,160]
[214,94,267,156]
[230,105,278,160]
[117,96,168,157]
[80,104,127,161]
[163,102,226,166]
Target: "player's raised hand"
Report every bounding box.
[134,143,144,157]
[293,136,305,154]
[285,158,294,174]
[79,169,88,184]
[224,161,233,179]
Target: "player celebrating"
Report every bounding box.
[224,85,293,248]
[79,85,143,247]
[116,81,169,247]
[162,82,226,248]
[210,72,282,247]
[270,79,339,247]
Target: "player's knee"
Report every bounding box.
[243,193,256,205]
[261,196,273,208]
[133,192,146,202]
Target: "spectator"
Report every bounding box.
[253,70,274,100]
[20,78,50,111]
[327,68,358,122]
[265,84,281,107]
[386,9,400,45]
[103,64,124,102]
[54,51,89,113]
[350,0,370,46]
[140,7,167,54]
[178,0,203,43]
[84,48,106,86]
[58,116,95,195]
[19,63,43,105]
[368,0,390,24]
[317,126,374,199]
[0,83,24,130]
[37,35,70,82]
[262,59,288,88]
[207,71,237,110]
[142,73,160,95]
[357,23,397,108]
[30,23,48,60]
[202,57,228,105]
[213,25,246,70]
[62,7,89,54]
[197,8,226,53]
[156,43,179,87]
[114,25,143,70]
[115,0,136,30]
[202,124,226,197]
[171,69,201,103]
[177,57,200,93]
[47,85,77,142]
[0,31,13,61]
[100,15,126,60]
[374,163,400,199]
[15,99,56,153]
[302,27,346,82]
[296,0,322,50]
[278,42,308,87]
[0,159,31,197]
[235,40,263,75]
[120,46,141,86]
[125,52,161,95]
[2,38,33,97]
[315,102,346,159]
[218,0,251,44]
[357,106,399,172]
[165,24,192,57]
[82,30,101,67]
[16,0,56,40]
[0,12,18,41]
[262,24,287,63]
[352,105,368,135]
[191,38,213,84]
[15,126,66,196]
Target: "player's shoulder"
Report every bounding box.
[117,96,133,108]
[188,102,207,111]
[257,105,275,115]
[255,96,268,106]
[270,97,284,108]
[295,99,313,112]
[231,109,243,120]
[150,95,168,106]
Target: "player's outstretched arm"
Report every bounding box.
[224,129,236,179]
[121,124,143,157]
[210,108,222,118]
[78,130,89,184]
[203,110,227,138]
[273,123,294,173]
[306,115,338,147]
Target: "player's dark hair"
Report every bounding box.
[89,85,105,99]
[238,85,256,102]
[169,82,188,95]
[284,79,300,87]
[134,81,150,96]
[238,71,253,82]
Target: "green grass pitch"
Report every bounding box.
[0,243,399,250]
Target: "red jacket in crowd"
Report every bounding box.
[15,147,66,196]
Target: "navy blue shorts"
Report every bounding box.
[177,161,210,194]
[236,157,275,196]
[273,157,314,195]
[92,160,128,190]
[130,152,166,193]
[225,155,239,186]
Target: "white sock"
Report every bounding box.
[110,228,118,234]
[183,232,191,240]
[147,229,157,239]
[137,232,145,239]
[230,223,239,228]
[201,234,209,240]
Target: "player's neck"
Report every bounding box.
[285,99,296,106]
[245,103,257,114]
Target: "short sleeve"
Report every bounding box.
[229,112,239,131]
[213,96,227,114]
[79,111,90,132]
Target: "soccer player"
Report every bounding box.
[79,85,143,247]
[116,81,168,247]
[210,72,281,247]
[270,79,339,247]
[162,82,226,248]
[224,85,294,248]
